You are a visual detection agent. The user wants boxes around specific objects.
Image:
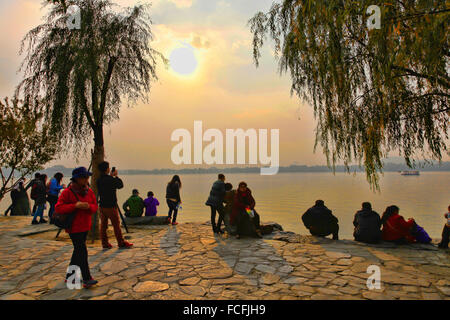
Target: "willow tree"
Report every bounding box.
[17,0,166,236]
[249,0,449,188]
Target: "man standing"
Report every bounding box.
[302,200,339,240]
[97,161,133,249]
[205,174,226,234]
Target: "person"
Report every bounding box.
[381,205,415,244]
[97,162,133,249]
[31,174,48,224]
[166,175,182,226]
[231,182,262,239]
[353,202,382,244]
[438,205,450,249]
[144,191,160,217]
[55,167,98,288]
[27,173,41,217]
[222,183,235,234]
[6,179,31,216]
[122,189,145,217]
[302,200,339,240]
[205,174,226,234]
[47,172,65,222]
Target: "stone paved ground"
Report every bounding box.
[0,216,448,300]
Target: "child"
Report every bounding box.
[144,191,160,217]
[438,205,450,249]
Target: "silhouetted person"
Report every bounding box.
[166,175,182,225]
[438,205,450,249]
[353,202,381,244]
[205,174,226,234]
[302,200,339,240]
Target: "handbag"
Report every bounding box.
[52,188,80,229]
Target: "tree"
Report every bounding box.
[249,0,449,188]
[0,98,58,202]
[17,0,166,237]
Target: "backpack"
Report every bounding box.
[52,188,79,230]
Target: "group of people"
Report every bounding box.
[301,200,450,248]
[206,174,263,239]
[3,168,449,290]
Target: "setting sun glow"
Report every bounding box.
[169,43,199,78]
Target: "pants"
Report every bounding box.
[47,195,58,220]
[100,207,125,247]
[210,205,224,231]
[309,223,339,239]
[68,232,91,281]
[167,199,179,223]
[236,210,261,237]
[439,226,450,248]
[32,204,45,222]
[4,204,13,216]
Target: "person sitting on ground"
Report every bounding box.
[222,183,235,234]
[144,191,160,217]
[302,200,339,240]
[438,205,450,249]
[205,174,226,234]
[231,182,262,239]
[381,205,415,244]
[123,189,145,218]
[31,174,48,224]
[353,202,382,244]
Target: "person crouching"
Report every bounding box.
[55,167,98,289]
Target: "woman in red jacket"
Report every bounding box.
[231,182,262,239]
[381,205,416,243]
[55,167,98,288]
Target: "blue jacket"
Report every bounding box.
[48,178,64,197]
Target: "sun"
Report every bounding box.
[169,43,199,78]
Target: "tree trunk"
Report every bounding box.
[89,126,105,241]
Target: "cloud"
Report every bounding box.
[191,35,210,49]
[169,0,193,8]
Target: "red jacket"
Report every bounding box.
[382,213,415,242]
[230,188,255,225]
[55,186,98,234]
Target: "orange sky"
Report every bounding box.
[0,0,447,170]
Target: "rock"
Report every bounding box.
[134,281,169,293]
[278,265,294,273]
[234,263,254,275]
[180,285,206,297]
[198,268,233,279]
[325,252,351,259]
[261,273,280,285]
[179,277,201,286]
[255,264,276,274]
[100,260,128,275]
[124,216,169,225]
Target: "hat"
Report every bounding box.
[71,167,92,180]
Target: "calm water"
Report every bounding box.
[1,172,449,239]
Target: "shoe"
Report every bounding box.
[39,218,48,224]
[83,279,98,288]
[119,241,133,249]
[31,220,39,225]
[255,230,263,238]
[171,222,178,225]
[218,228,225,234]
[102,243,113,249]
[167,217,172,224]
[235,234,240,239]
[332,236,339,240]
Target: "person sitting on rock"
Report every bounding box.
[438,205,450,249]
[381,205,415,244]
[353,202,382,244]
[302,200,339,240]
[123,189,145,218]
[144,191,160,217]
[231,182,262,239]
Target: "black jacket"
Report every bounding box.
[166,182,181,203]
[302,204,338,231]
[97,174,124,208]
[205,180,226,207]
[353,209,382,243]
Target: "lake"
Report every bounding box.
[1,172,449,239]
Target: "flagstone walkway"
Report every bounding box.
[0,216,448,300]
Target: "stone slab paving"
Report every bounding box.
[0,216,448,300]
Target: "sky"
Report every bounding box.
[0,0,447,170]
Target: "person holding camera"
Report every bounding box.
[97,161,133,249]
